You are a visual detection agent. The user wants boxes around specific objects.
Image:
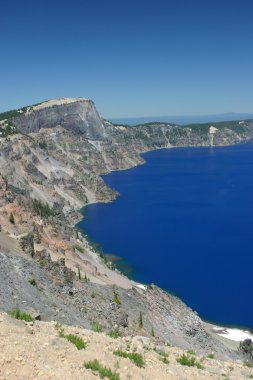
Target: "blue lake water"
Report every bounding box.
[79,142,253,328]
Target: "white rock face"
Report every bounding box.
[209,126,218,146]
[209,126,218,134]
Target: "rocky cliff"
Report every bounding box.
[0,97,253,368]
[1,97,253,217]
[10,98,109,140]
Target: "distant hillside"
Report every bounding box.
[110,113,253,126]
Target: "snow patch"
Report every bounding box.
[214,327,253,342]
[136,284,147,291]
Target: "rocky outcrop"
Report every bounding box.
[19,233,35,257]
[11,98,109,140]
[239,339,253,360]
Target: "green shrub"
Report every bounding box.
[113,290,121,305]
[177,354,203,369]
[32,199,55,218]
[29,277,37,286]
[107,329,122,339]
[55,322,63,330]
[155,348,169,364]
[84,359,120,380]
[207,353,215,359]
[74,244,84,253]
[0,107,29,121]
[62,333,86,350]
[38,140,47,150]
[160,356,169,364]
[92,321,103,333]
[9,308,34,322]
[113,349,145,367]
[244,361,253,368]
[56,324,86,350]
[0,123,17,137]
[187,349,196,356]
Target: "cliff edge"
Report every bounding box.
[0,97,253,372]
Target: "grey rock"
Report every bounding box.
[11,99,109,141]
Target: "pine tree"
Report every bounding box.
[139,311,143,328]
[78,266,81,280]
[9,212,15,224]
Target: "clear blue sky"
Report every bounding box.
[1,0,252,117]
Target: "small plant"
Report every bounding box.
[9,212,15,224]
[113,290,121,305]
[56,324,86,350]
[244,361,253,368]
[55,322,63,330]
[160,356,169,364]
[91,291,96,298]
[138,311,143,328]
[55,322,64,338]
[177,354,203,369]
[249,374,253,379]
[155,348,169,364]
[29,277,37,286]
[151,327,155,337]
[84,359,120,380]
[92,321,103,332]
[107,329,122,339]
[207,353,215,359]
[56,324,65,337]
[62,333,86,350]
[113,350,145,367]
[187,349,196,356]
[38,140,47,150]
[9,308,34,322]
[74,244,84,253]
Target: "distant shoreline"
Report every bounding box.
[110,113,253,126]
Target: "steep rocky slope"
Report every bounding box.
[1,97,253,218]
[0,244,239,359]
[0,97,253,371]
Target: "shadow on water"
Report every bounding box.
[104,253,134,277]
[76,224,135,277]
